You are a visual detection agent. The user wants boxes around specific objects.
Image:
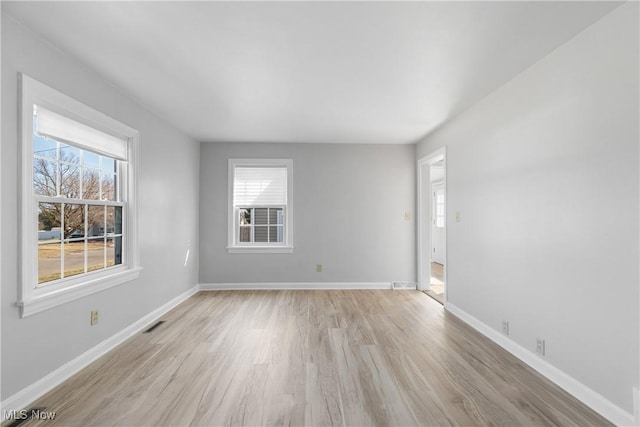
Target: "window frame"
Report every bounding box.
[18,74,141,317]
[227,159,293,253]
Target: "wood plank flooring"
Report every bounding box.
[17,291,610,426]
[425,262,445,305]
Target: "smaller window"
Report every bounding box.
[435,188,445,228]
[228,159,293,253]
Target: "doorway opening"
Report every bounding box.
[428,171,445,303]
[417,148,446,305]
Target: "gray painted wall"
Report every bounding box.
[417,3,639,414]
[199,142,416,284]
[1,13,200,399]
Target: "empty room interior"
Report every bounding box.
[1,1,639,426]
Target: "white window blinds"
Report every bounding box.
[36,106,128,160]
[233,166,288,206]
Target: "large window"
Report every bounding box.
[228,159,293,253]
[19,74,140,317]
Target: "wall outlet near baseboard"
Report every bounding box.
[536,338,545,356]
[316,264,323,273]
[502,320,509,335]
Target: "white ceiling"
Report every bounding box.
[4,1,620,144]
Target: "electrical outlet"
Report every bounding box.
[536,338,545,356]
[455,211,461,222]
[404,211,411,221]
[502,320,509,335]
[90,310,99,326]
[316,264,322,273]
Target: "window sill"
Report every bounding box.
[227,246,294,254]
[17,267,142,317]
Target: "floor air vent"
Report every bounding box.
[392,281,416,290]
[143,321,165,333]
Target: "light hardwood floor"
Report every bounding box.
[16,291,609,426]
[425,262,445,305]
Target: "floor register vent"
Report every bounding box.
[392,281,416,290]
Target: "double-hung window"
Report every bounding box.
[19,74,140,317]
[228,159,293,253]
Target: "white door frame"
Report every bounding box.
[417,147,447,304]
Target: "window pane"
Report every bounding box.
[83,168,100,200]
[101,173,116,201]
[254,208,268,225]
[87,205,105,237]
[269,226,284,243]
[33,134,57,159]
[436,205,444,216]
[60,143,80,164]
[63,240,85,278]
[269,208,283,225]
[83,150,100,169]
[101,156,115,173]
[107,236,123,267]
[87,238,105,272]
[239,226,251,242]
[38,202,61,238]
[64,204,85,240]
[254,226,268,242]
[60,163,80,198]
[33,159,57,196]
[239,208,251,225]
[106,206,122,234]
[38,241,61,284]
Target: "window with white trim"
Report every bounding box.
[434,187,445,228]
[228,159,293,253]
[19,74,140,317]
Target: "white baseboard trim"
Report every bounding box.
[199,282,392,291]
[446,303,635,427]
[0,285,199,420]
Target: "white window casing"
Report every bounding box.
[228,159,293,253]
[18,74,141,317]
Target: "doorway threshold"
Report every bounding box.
[423,290,444,305]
